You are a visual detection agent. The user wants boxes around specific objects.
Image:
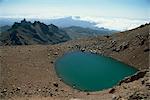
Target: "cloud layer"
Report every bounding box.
[75,16,149,31]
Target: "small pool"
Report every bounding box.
[55,51,138,91]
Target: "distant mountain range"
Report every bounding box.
[0,18,118,45]
[0,16,117,31]
[62,26,117,39]
[47,16,99,30]
[0,19,70,45]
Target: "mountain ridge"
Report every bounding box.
[0,19,70,45]
[0,17,118,31]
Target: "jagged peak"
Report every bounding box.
[49,24,59,31]
[33,21,41,24]
[33,21,49,28]
[49,24,57,27]
[12,19,32,29]
[21,18,26,23]
[20,18,32,24]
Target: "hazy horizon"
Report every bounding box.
[0,0,149,30]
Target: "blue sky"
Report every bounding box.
[0,0,149,30]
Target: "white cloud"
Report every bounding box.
[76,16,149,31]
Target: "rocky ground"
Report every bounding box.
[0,24,149,100]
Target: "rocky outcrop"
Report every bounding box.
[112,42,129,52]
[119,70,148,85]
[0,19,70,45]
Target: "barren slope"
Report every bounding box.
[0,24,149,100]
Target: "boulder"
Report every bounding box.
[75,44,81,49]
[90,50,97,54]
[54,52,58,55]
[121,42,129,49]
[16,87,21,91]
[109,88,115,94]
[144,47,149,52]
[81,48,85,52]
[53,82,58,87]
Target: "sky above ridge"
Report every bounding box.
[0,0,149,30]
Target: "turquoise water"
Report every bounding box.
[55,51,138,91]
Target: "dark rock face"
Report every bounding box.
[0,19,70,45]
[119,70,148,85]
[109,88,116,94]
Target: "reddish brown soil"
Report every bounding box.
[0,24,149,100]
